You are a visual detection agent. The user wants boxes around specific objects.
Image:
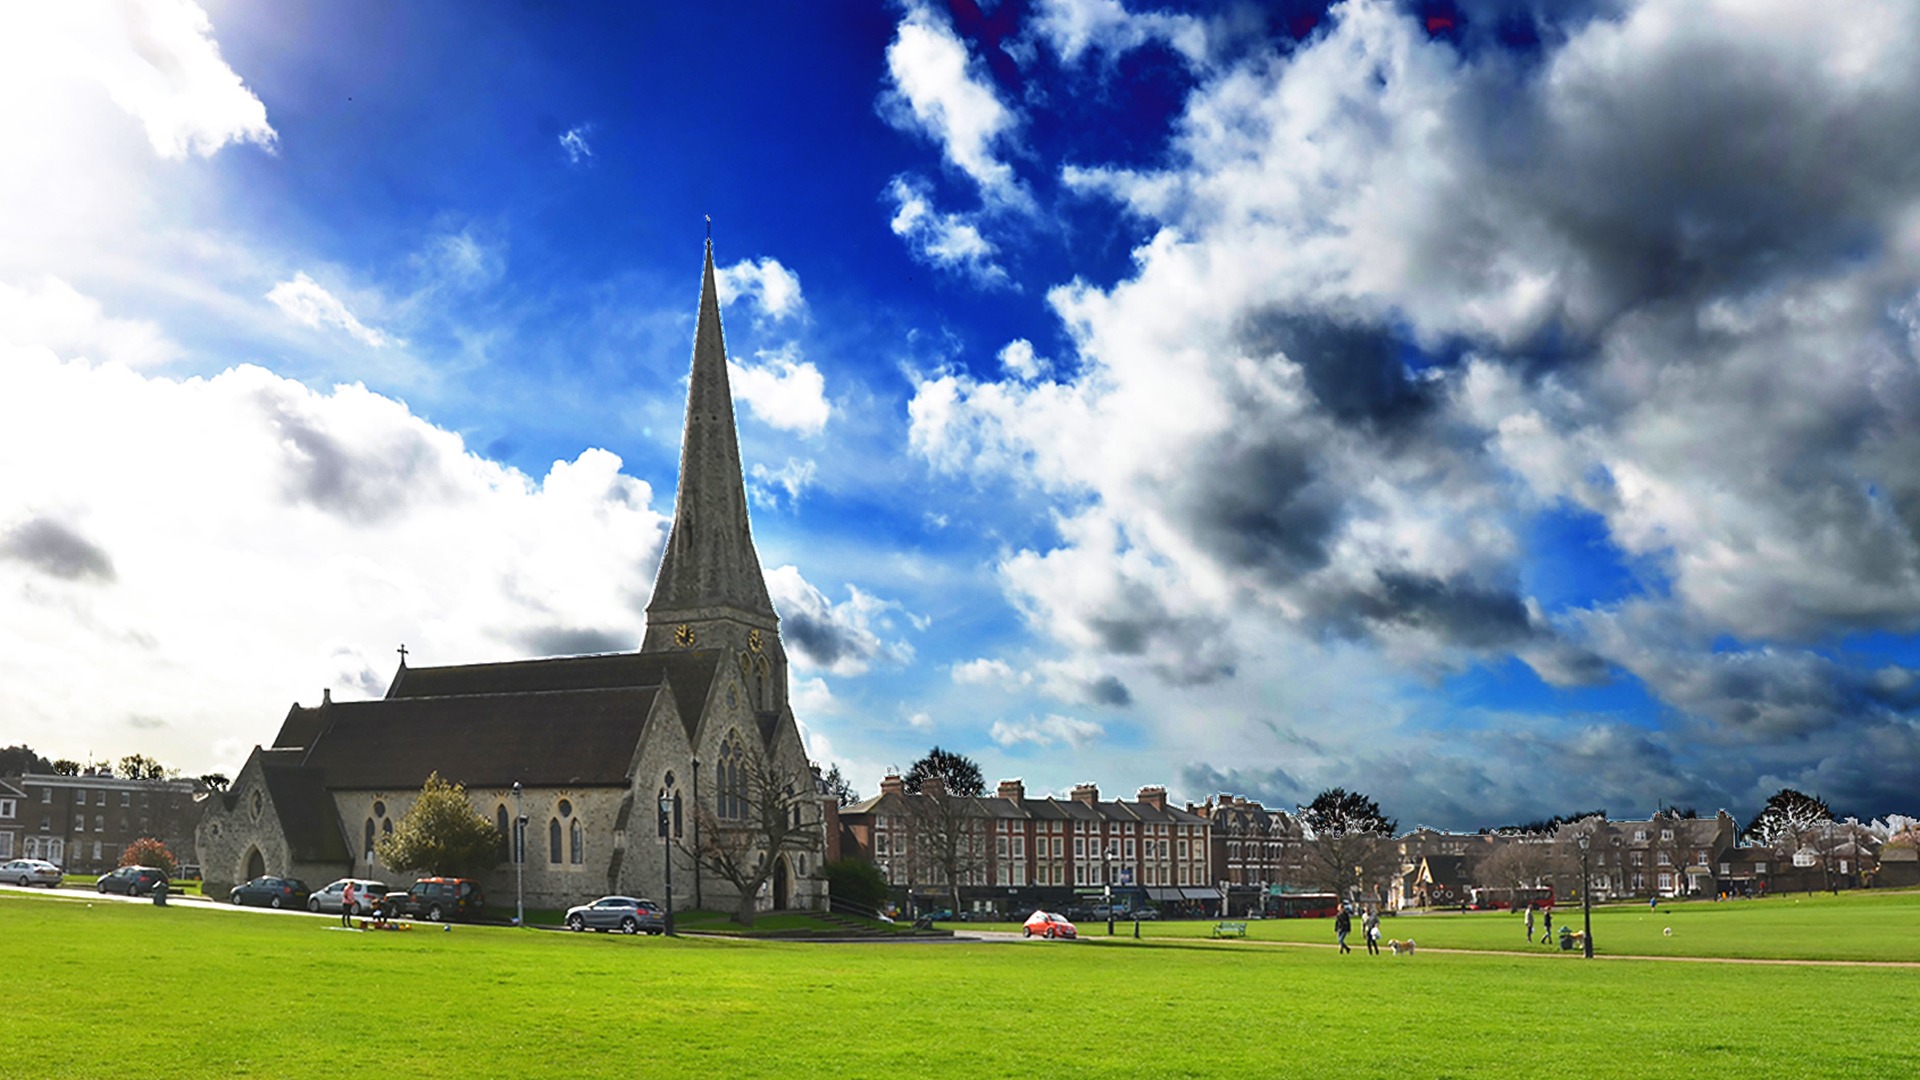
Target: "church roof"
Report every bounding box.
[386,650,720,741]
[259,759,353,864]
[278,687,660,790]
[645,241,777,622]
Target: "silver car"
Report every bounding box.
[307,877,388,914]
[564,895,666,934]
[3,859,63,887]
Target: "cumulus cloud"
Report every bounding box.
[727,349,830,435]
[885,175,1010,287]
[990,712,1105,748]
[997,339,1050,381]
[879,2,1028,208]
[1028,0,1207,67]
[4,0,278,160]
[716,257,805,321]
[267,273,401,349]
[0,300,670,773]
[903,0,1920,820]
[749,457,818,509]
[0,278,179,368]
[764,565,915,676]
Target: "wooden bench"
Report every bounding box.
[1212,921,1248,938]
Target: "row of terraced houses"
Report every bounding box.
[831,776,1920,919]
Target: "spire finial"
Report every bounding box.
[397,643,408,666]
[705,214,711,242]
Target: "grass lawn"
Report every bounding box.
[5,889,1916,1079]
[968,888,1920,961]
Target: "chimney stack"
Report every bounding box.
[1070,782,1099,806]
[879,773,906,797]
[1136,785,1167,811]
[997,778,1026,801]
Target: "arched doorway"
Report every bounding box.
[772,855,790,910]
[244,847,265,881]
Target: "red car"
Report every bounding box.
[1023,910,1077,940]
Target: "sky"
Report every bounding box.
[4,0,1920,831]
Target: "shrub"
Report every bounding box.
[822,858,888,912]
[120,837,177,877]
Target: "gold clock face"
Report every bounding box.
[675,623,695,647]
[748,629,762,652]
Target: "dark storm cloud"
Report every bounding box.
[782,610,856,668]
[257,393,450,524]
[0,517,116,582]
[1345,570,1536,649]
[517,626,631,657]
[1177,762,1303,809]
[1084,674,1132,707]
[1167,429,1343,585]
[1237,313,1440,431]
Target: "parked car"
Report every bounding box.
[229,875,310,908]
[393,877,485,922]
[564,895,666,934]
[308,878,388,914]
[97,865,169,896]
[3,858,63,887]
[1023,910,1078,940]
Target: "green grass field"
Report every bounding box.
[5,888,1916,1078]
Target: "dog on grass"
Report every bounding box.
[1387,939,1416,957]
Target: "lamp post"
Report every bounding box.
[511,781,524,929]
[691,757,703,911]
[660,793,676,936]
[1105,848,1115,936]
[1577,832,1593,959]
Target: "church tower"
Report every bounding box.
[642,240,789,714]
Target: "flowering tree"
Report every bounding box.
[120,837,177,877]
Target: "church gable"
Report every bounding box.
[384,650,720,736]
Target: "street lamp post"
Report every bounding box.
[1105,849,1115,936]
[1577,832,1593,959]
[691,757,702,911]
[511,782,524,929]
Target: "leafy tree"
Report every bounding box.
[375,772,501,878]
[199,773,230,791]
[903,746,984,798]
[822,857,889,914]
[1745,789,1831,848]
[1487,810,1608,836]
[680,746,820,927]
[117,754,174,781]
[820,762,859,807]
[50,759,81,776]
[120,837,177,877]
[1297,788,1399,897]
[0,744,52,776]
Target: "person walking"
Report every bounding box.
[340,880,357,927]
[1524,903,1535,942]
[1334,905,1353,954]
[1363,906,1381,955]
[1542,908,1552,944]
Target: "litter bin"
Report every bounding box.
[152,881,169,907]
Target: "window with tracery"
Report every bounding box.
[717,731,746,820]
[570,819,584,864]
[549,818,562,864]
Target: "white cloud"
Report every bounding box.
[3,1,277,160]
[997,339,1049,381]
[266,273,400,349]
[1030,0,1207,67]
[716,257,806,321]
[559,123,593,164]
[952,657,1020,685]
[990,713,1105,748]
[727,350,830,435]
[0,295,670,774]
[749,457,818,509]
[886,175,1010,287]
[880,2,1028,208]
[764,565,916,676]
[907,710,934,731]
[0,278,179,368]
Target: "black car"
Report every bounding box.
[96,865,169,896]
[393,877,485,922]
[229,875,311,909]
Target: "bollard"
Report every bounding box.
[152,882,168,907]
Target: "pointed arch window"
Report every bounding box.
[496,806,510,863]
[570,819,584,864]
[549,818,563,864]
[718,731,746,820]
[364,819,376,860]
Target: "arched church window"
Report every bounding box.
[549,818,562,864]
[373,800,386,818]
[364,819,376,859]
[718,731,745,820]
[570,819,584,864]
[496,806,510,862]
[250,789,263,822]
[558,799,572,818]
[382,818,393,838]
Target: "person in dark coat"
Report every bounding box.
[1334,905,1353,954]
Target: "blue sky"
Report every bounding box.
[5,0,1920,830]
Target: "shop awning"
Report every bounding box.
[1146,888,1182,901]
[1181,887,1222,900]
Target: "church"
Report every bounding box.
[196,241,825,914]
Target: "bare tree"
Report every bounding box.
[1298,788,1399,899]
[680,746,819,927]
[1475,840,1551,903]
[904,779,988,918]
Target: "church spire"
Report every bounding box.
[645,238,777,643]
